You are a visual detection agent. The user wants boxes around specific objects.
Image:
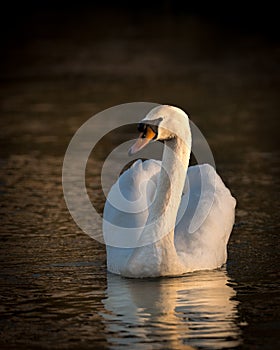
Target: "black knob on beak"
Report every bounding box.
[137,123,145,132]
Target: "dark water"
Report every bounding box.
[0,8,280,349]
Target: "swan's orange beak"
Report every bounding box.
[128,126,157,156]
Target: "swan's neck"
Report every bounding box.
[125,137,191,277]
[151,137,190,224]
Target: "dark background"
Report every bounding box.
[1,1,279,51]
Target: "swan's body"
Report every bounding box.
[103,105,236,278]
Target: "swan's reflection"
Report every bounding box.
[101,268,241,349]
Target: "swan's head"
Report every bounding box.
[129,105,191,155]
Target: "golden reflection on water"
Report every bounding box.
[102,268,241,349]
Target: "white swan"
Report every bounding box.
[103,105,236,278]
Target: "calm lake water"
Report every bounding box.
[0,8,279,349]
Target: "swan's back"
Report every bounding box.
[175,164,236,271]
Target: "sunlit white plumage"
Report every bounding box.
[103,105,236,278]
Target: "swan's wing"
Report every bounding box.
[175,164,236,270]
[103,159,161,274]
[104,159,161,232]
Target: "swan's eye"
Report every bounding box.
[142,126,147,138]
